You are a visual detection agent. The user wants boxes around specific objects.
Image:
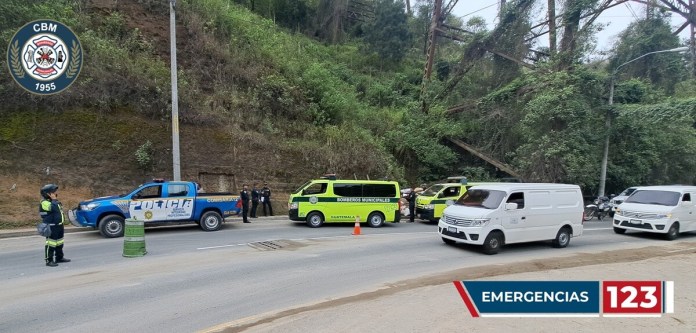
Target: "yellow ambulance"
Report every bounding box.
[288,176,401,228]
[416,177,490,222]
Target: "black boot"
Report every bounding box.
[46,261,58,267]
[57,258,71,263]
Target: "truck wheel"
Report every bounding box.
[306,212,324,228]
[367,212,385,228]
[99,215,125,238]
[482,231,503,255]
[613,227,626,234]
[665,223,680,241]
[200,211,223,231]
[553,227,571,248]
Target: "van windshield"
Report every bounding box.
[422,185,445,197]
[619,187,637,197]
[455,189,506,209]
[624,190,680,206]
[293,181,311,194]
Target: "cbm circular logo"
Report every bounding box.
[6,20,83,95]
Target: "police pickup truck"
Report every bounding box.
[69,180,239,238]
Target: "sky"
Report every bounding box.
[448,0,691,58]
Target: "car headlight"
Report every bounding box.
[424,204,434,210]
[471,218,490,227]
[656,213,672,219]
[80,202,100,211]
[289,202,298,210]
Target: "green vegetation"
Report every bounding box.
[1,0,695,210]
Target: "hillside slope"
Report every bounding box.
[0,0,405,227]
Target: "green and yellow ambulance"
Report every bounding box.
[288,176,401,228]
[416,178,490,222]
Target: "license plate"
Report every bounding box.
[448,226,458,233]
[629,219,642,224]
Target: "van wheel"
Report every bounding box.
[613,227,626,234]
[99,215,125,238]
[482,231,503,255]
[306,212,324,228]
[367,212,385,228]
[442,237,456,245]
[553,227,571,248]
[200,211,223,231]
[665,223,680,241]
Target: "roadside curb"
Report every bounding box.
[0,215,288,239]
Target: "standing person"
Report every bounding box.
[39,184,70,267]
[240,184,251,223]
[261,182,273,216]
[250,183,260,218]
[407,187,417,223]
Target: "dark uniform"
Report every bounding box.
[261,184,273,216]
[39,184,70,266]
[240,186,250,223]
[250,186,260,218]
[407,190,417,222]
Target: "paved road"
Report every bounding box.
[1,218,690,332]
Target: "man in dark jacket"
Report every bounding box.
[407,188,417,223]
[261,183,273,216]
[39,184,70,267]
[250,183,260,218]
[240,184,250,223]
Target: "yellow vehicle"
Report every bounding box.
[288,176,401,228]
[416,179,490,222]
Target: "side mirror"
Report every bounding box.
[505,203,518,210]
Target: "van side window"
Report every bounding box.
[506,192,525,209]
[442,186,460,197]
[683,193,691,202]
[363,184,396,197]
[304,183,327,195]
[333,183,362,197]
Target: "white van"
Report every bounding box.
[438,183,584,254]
[609,186,638,214]
[613,185,696,240]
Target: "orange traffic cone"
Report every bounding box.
[352,216,361,235]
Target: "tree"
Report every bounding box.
[609,13,685,94]
[364,0,412,63]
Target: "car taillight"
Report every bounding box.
[582,212,585,224]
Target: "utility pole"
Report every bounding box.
[598,46,689,197]
[170,0,181,181]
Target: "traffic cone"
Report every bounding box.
[352,216,361,235]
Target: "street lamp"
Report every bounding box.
[598,46,689,197]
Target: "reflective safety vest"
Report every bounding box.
[40,199,65,225]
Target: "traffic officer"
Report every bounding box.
[250,183,260,218]
[407,187,417,222]
[40,184,70,267]
[240,184,250,223]
[261,183,273,216]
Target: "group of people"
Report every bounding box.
[239,183,273,223]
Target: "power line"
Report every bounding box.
[461,1,498,18]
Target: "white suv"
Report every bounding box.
[614,186,696,240]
